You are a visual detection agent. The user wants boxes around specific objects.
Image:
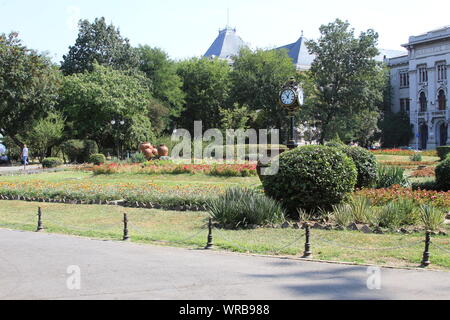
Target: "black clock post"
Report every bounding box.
[279,78,304,150]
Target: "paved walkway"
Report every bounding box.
[0,229,449,300]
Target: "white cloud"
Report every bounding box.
[66,6,81,33]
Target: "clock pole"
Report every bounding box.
[279,77,304,150]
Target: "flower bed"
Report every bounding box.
[0,181,223,210]
[356,185,450,209]
[379,161,437,168]
[410,167,435,178]
[371,149,437,157]
[91,162,258,177]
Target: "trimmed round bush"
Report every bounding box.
[435,158,450,191]
[89,153,106,165]
[42,158,63,168]
[340,146,378,189]
[437,146,450,161]
[260,145,357,213]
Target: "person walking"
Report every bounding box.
[21,144,29,170]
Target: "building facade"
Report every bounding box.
[388,26,450,149]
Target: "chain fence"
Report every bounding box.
[0,206,448,267]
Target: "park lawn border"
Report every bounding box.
[0,200,449,271]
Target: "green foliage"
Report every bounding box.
[375,202,403,229]
[410,153,423,162]
[61,139,98,163]
[331,203,354,227]
[261,145,357,213]
[435,157,450,191]
[207,187,286,228]
[130,152,147,164]
[60,64,156,148]
[61,17,139,75]
[348,196,373,224]
[305,19,385,144]
[176,57,231,133]
[42,158,63,168]
[325,134,345,148]
[340,146,378,189]
[436,146,450,161]
[24,112,65,162]
[419,204,446,231]
[89,154,106,165]
[137,46,185,120]
[411,180,441,191]
[376,165,409,189]
[0,32,61,145]
[380,112,413,148]
[230,48,297,131]
[219,104,256,130]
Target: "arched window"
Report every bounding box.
[419,92,427,112]
[438,90,447,110]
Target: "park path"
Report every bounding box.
[0,229,449,300]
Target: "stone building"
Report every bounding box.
[388,26,450,149]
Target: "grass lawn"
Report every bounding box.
[0,200,448,270]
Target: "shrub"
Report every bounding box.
[410,153,423,162]
[82,140,99,162]
[207,187,286,228]
[375,202,403,229]
[88,154,106,165]
[412,180,441,191]
[420,204,446,231]
[436,146,450,161]
[131,152,147,164]
[42,158,63,168]
[61,139,99,163]
[435,158,450,191]
[348,196,373,224]
[340,146,378,189]
[260,145,357,213]
[376,165,409,189]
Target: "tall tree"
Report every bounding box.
[305,19,385,144]
[137,46,185,122]
[230,48,298,133]
[0,32,60,146]
[59,64,158,150]
[61,17,139,75]
[176,58,231,133]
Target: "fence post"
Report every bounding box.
[123,213,130,241]
[421,230,431,267]
[302,223,312,258]
[36,207,44,232]
[205,218,214,249]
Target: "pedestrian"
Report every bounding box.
[21,144,29,169]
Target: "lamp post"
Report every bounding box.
[111,119,125,160]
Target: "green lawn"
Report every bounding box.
[0,200,448,270]
[375,154,440,163]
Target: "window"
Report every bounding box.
[419,92,427,112]
[400,71,409,88]
[418,66,428,83]
[400,98,410,113]
[437,64,447,81]
[438,90,447,110]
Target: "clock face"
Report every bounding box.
[297,88,304,106]
[280,89,296,106]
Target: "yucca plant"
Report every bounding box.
[207,187,286,228]
[331,203,354,227]
[376,165,410,189]
[420,204,446,231]
[395,198,420,226]
[375,202,403,229]
[349,196,373,224]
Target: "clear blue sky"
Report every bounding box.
[1,0,448,63]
